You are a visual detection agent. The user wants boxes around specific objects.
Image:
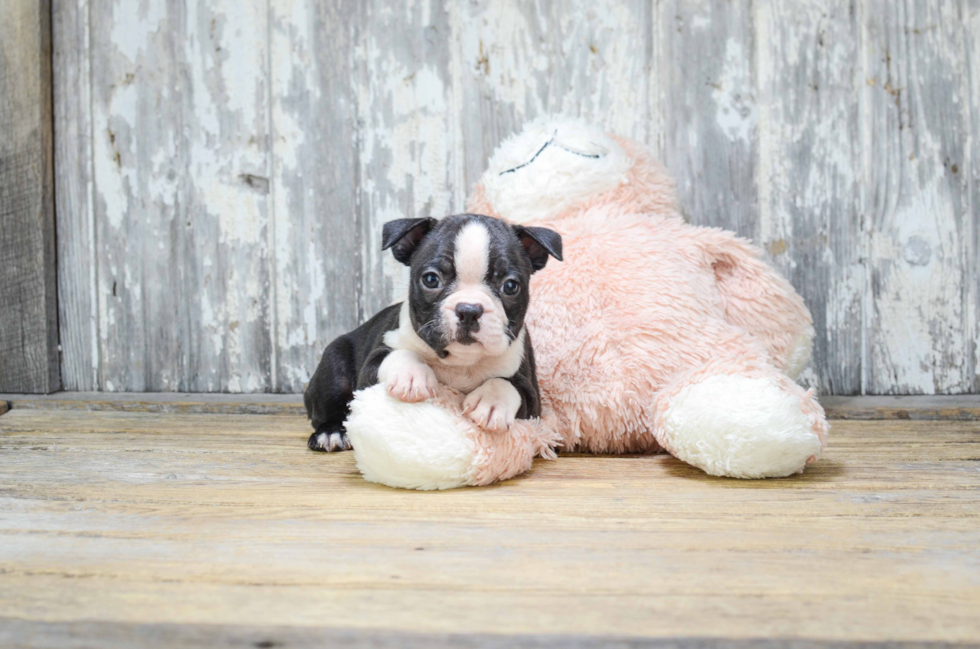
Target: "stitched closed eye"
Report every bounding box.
[499,129,603,176]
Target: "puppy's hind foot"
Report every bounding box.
[308,427,352,452]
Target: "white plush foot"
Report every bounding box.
[463,378,521,432]
[658,375,822,479]
[378,350,438,403]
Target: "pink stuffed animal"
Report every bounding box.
[345,117,828,489]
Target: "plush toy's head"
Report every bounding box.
[467,116,679,224]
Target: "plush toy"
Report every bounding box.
[345,117,829,489]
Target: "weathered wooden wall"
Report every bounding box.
[0,0,61,394]
[51,0,980,395]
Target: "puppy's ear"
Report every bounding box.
[382,217,437,265]
[514,225,563,272]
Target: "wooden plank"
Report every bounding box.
[1,410,978,642]
[52,0,98,391]
[661,0,757,239]
[88,0,174,391]
[352,1,461,321]
[755,0,862,394]
[1,618,975,649]
[967,0,980,395]
[0,391,304,415]
[49,0,980,398]
[268,0,361,392]
[177,0,275,393]
[2,393,977,421]
[87,0,274,392]
[822,395,980,420]
[0,0,60,394]
[452,0,659,190]
[862,0,976,394]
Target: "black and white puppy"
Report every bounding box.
[303,213,563,452]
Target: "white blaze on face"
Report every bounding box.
[453,221,490,286]
[440,221,510,363]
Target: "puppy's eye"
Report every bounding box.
[421,272,441,290]
[502,279,520,296]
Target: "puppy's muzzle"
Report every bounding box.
[454,303,483,343]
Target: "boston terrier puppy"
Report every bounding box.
[303,213,562,452]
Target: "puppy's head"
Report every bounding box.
[382,214,562,366]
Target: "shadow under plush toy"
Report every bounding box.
[344,116,829,489]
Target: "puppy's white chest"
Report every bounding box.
[383,304,527,395]
[430,362,495,394]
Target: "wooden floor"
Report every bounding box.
[1,398,979,647]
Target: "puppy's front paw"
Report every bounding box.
[463,378,522,432]
[385,364,438,403]
[308,429,352,452]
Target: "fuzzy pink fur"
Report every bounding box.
[512,209,826,455]
[419,385,562,486]
[469,405,562,486]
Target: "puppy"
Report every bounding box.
[303,213,562,452]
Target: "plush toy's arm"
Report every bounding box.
[346,384,561,490]
[703,231,815,379]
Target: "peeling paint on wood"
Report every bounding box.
[452,1,659,189]
[964,0,980,395]
[353,1,460,322]
[269,0,361,392]
[664,0,757,238]
[78,0,276,392]
[863,0,976,394]
[51,0,979,395]
[756,0,863,395]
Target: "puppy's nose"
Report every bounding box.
[455,303,484,329]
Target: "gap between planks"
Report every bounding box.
[1,618,975,649]
[0,393,978,420]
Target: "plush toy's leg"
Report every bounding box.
[344,384,560,490]
[651,357,829,479]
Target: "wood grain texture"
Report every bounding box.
[452,0,660,188]
[821,394,980,420]
[352,0,460,323]
[0,391,306,415]
[269,0,361,392]
[53,0,98,391]
[2,393,979,421]
[756,0,863,395]
[662,0,757,239]
[1,409,979,642]
[862,0,976,394]
[2,619,976,649]
[88,0,176,391]
[86,0,275,392]
[50,0,979,395]
[0,0,60,394]
[966,0,980,395]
